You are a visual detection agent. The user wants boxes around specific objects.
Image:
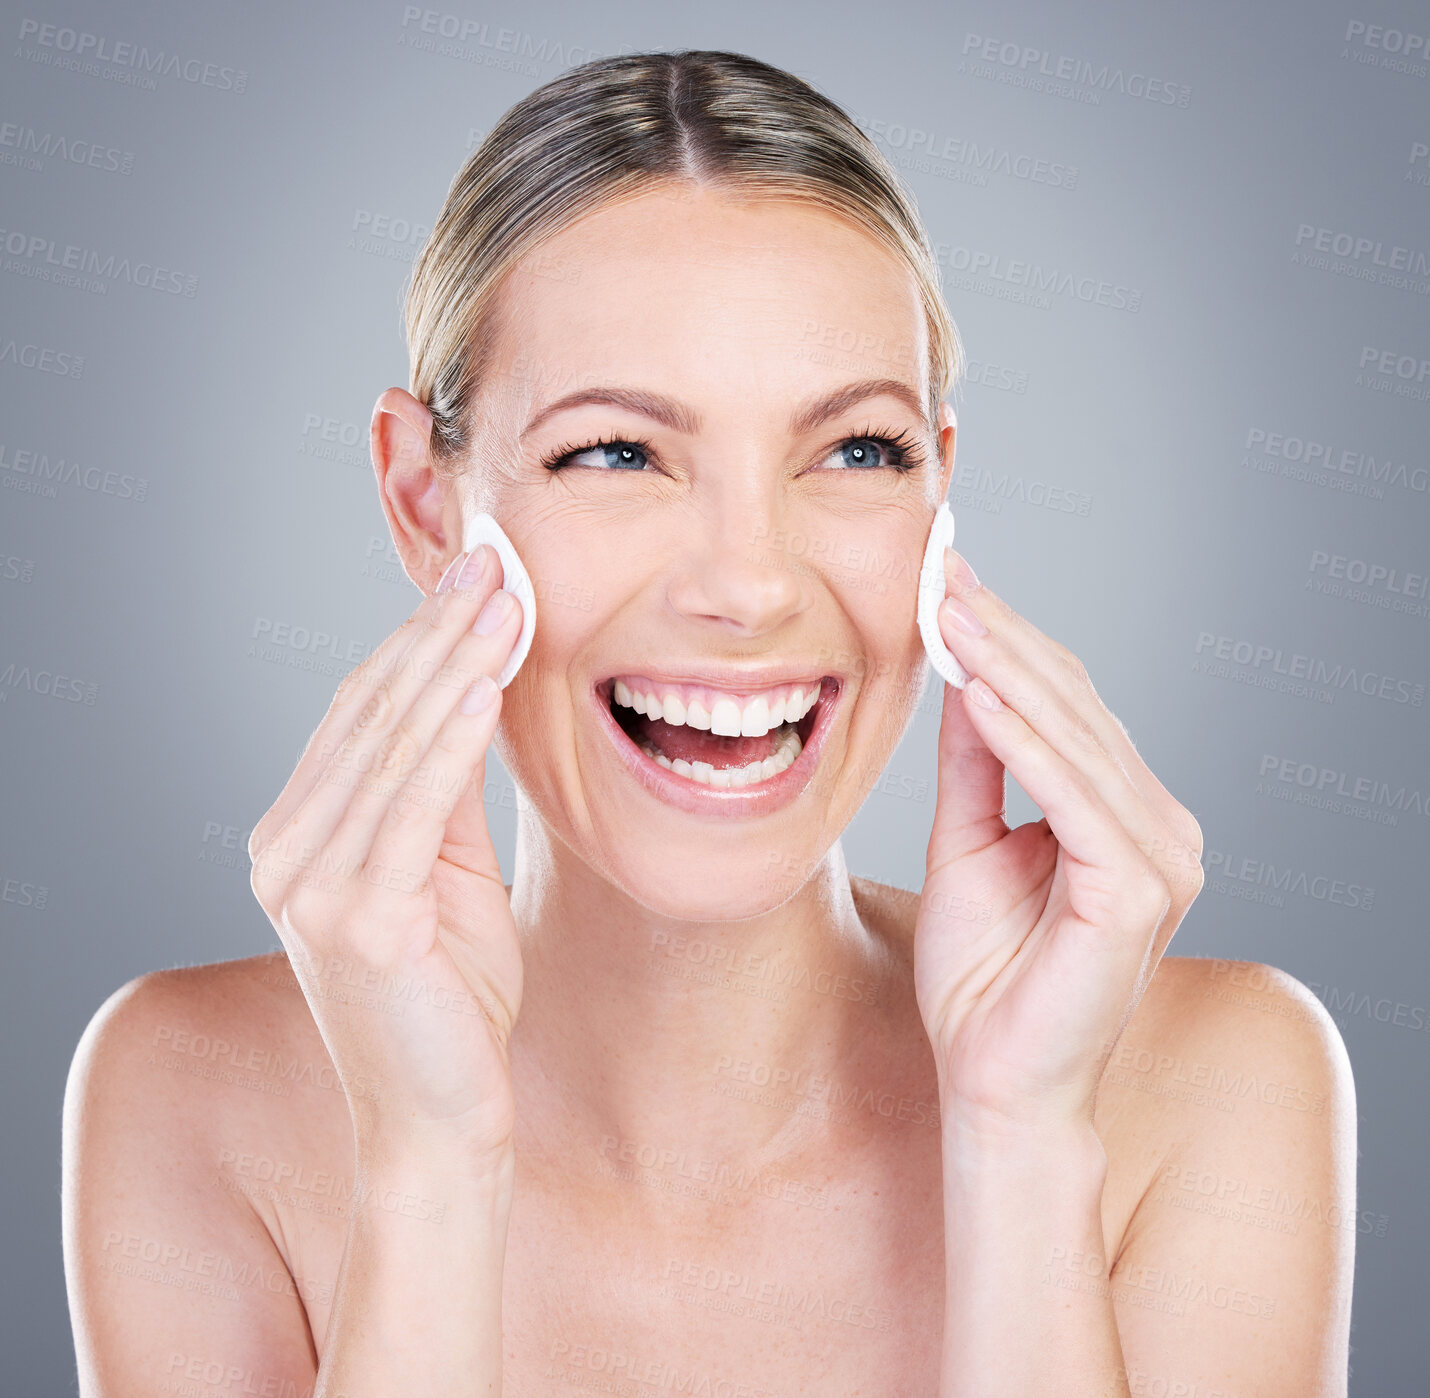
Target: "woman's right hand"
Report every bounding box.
[247,544,526,1167]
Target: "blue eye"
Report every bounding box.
[541,437,650,471]
[539,428,925,474]
[825,432,924,472]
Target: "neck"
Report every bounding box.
[506,810,912,1186]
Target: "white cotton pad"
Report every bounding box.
[916,501,971,690]
[460,512,537,689]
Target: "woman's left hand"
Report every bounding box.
[914,547,1206,1136]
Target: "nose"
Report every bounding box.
[664,491,812,639]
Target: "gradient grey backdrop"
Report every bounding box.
[3,0,1427,1391]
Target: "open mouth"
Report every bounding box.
[594,674,840,794]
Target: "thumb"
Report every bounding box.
[438,728,507,889]
[926,676,1008,877]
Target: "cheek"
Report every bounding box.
[825,524,924,664]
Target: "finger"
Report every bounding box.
[248,546,485,859]
[943,548,1188,824]
[938,595,1202,901]
[953,675,1176,963]
[268,548,507,860]
[926,662,1010,874]
[936,594,1158,841]
[941,551,1204,892]
[365,673,506,909]
[324,591,524,870]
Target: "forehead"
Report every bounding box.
[485,183,929,425]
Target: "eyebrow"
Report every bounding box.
[519,376,927,441]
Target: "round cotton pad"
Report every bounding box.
[460,512,537,689]
[916,501,971,690]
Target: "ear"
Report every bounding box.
[935,399,957,498]
[370,387,463,594]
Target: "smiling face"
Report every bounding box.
[466,181,954,919]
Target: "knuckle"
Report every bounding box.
[355,681,397,735]
[1180,812,1205,861]
[384,786,425,830]
[1131,863,1172,918]
[429,717,478,768]
[1071,711,1112,760]
[377,720,426,778]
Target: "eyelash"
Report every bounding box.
[538,425,927,474]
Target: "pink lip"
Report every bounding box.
[590,676,843,818]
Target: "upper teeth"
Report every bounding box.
[611,677,820,738]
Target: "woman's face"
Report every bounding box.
[470,182,954,919]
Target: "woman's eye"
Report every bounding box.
[551,440,650,471]
[823,435,916,471]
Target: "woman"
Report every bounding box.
[62,49,1354,1396]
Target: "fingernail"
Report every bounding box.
[947,547,980,591]
[941,596,988,637]
[474,589,513,635]
[460,675,498,714]
[455,545,492,593]
[970,678,1001,710]
[436,551,468,595]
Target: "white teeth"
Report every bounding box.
[740,696,770,738]
[710,697,743,737]
[613,680,823,739]
[637,729,804,787]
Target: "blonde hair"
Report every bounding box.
[403,48,963,476]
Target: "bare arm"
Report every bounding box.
[66,541,530,1394]
[934,960,1355,1397]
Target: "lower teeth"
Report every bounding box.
[638,726,804,788]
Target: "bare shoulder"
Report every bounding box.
[62,952,329,1393]
[1099,957,1357,1395]
[68,949,333,1121]
[1111,953,1355,1115]
[64,948,348,1201]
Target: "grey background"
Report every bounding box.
[2,0,1426,1391]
